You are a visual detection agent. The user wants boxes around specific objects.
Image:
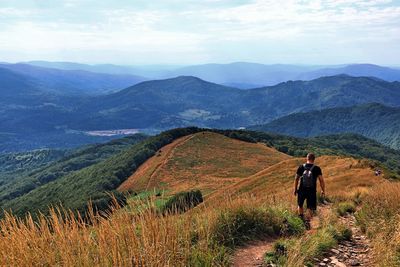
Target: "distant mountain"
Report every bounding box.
[75,76,245,130]
[2,74,400,152]
[0,63,147,95]
[23,61,400,87]
[25,61,177,78]
[249,103,400,149]
[298,64,400,82]
[73,74,400,131]
[165,62,320,86]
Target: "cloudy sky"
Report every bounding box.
[0,0,399,65]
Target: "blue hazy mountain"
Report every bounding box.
[23,61,400,87]
[2,74,400,152]
[248,103,400,149]
[24,61,177,79]
[72,75,400,131]
[297,64,400,82]
[1,63,147,95]
[164,62,321,87]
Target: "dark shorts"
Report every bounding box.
[297,189,317,210]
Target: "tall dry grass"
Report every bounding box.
[0,201,220,266]
[0,194,297,267]
[356,183,400,266]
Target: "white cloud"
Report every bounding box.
[0,0,399,64]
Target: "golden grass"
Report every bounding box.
[0,192,295,266]
[357,183,400,266]
[0,201,218,266]
[207,156,383,207]
[0,134,392,266]
[119,132,290,195]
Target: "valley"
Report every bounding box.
[2,68,400,152]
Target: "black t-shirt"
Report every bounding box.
[296,163,322,191]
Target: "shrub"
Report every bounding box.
[161,190,203,214]
[280,210,306,236]
[264,239,294,266]
[212,206,304,248]
[336,201,356,216]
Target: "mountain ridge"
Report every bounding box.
[248,103,400,149]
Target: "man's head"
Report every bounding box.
[307,153,316,163]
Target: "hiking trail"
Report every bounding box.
[313,213,373,267]
[232,238,275,267]
[231,204,373,267]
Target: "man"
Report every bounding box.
[294,153,325,229]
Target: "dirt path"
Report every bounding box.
[314,213,373,267]
[230,206,330,267]
[231,238,274,267]
[231,204,373,267]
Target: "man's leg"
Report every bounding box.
[305,191,317,229]
[297,191,306,221]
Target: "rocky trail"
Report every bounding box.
[314,214,373,267]
[231,204,373,267]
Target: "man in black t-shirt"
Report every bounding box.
[294,153,325,227]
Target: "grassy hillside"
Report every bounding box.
[249,103,400,149]
[0,129,393,266]
[118,132,290,194]
[0,128,199,217]
[2,127,400,219]
[209,156,383,203]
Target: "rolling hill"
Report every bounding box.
[0,133,148,216]
[2,74,400,152]
[1,127,397,266]
[0,64,147,152]
[24,61,400,87]
[166,62,320,87]
[3,127,399,218]
[118,132,291,194]
[248,103,400,149]
[298,64,400,82]
[73,75,400,131]
[0,63,147,95]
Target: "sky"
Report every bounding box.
[0,0,399,65]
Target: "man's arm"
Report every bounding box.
[318,175,325,195]
[294,174,300,195]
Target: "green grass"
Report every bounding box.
[336,201,356,216]
[265,223,352,266]
[160,190,203,214]
[212,206,305,248]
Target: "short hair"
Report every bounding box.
[307,153,316,161]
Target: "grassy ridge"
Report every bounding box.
[1,128,200,217]
[2,127,400,218]
[249,103,400,149]
[215,129,400,177]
